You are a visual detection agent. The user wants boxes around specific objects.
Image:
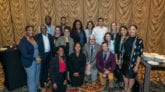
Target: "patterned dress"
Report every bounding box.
[121,36,144,78]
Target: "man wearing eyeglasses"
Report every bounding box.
[83,35,100,83]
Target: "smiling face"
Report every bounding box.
[64,28,70,37]
[76,21,81,30]
[26,26,34,37]
[105,34,112,41]
[120,27,128,36]
[89,35,96,45]
[87,22,93,30]
[98,19,104,27]
[102,43,109,52]
[61,17,66,25]
[45,16,51,25]
[40,25,47,35]
[74,43,81,53]
[57,47,64,57]
[129,26,137,37]
[111,22,117,30]
[55,27,61,36]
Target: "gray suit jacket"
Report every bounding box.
[55,36,74,55]
[83,43,101,69]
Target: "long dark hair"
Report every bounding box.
[72,20,84,32]
[116,26,128,42]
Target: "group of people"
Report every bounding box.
[18,16,144,92]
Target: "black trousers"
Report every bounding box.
[114,65,123,83]
[52,73,67,92]
[40,52,51,83]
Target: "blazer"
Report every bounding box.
[49,55,67,84]
[18,36,36,68]
[68,52,86,75]
[35,33,54,58]
[83,43,101,69]
[96,50,116,73]
[55,36,74,55]
[71,30,87,46]
[38,25,55,36]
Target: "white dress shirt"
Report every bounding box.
[92,26,108,45]
[42,34,50,53]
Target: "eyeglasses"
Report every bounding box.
[89,39,95,40]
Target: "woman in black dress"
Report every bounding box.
[50,46,67,92]
[121,25,143,92]
[69,42,86,87]
[114,26,128,88]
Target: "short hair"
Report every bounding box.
[98,17,104,21]
[61,16,66,20]
[64,26,71,32]
[55,25,61,30]
[89,34,95,40]
[101,41,108,46]
[25,25,34,31]
[111,22,116,25]
[104,32,113,41]
[40,24,47,30]
[45,15,51,20]
[129,24,138,29]
[55,25,62,34]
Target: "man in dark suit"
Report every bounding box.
[35,24,54,88]
[83,35,100,83]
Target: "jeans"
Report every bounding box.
[24,61,41,92]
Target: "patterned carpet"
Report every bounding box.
[0,63,165,92]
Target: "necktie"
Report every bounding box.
[103,53,107,62]
[90,45,94,63]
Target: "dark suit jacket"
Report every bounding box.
[35,33,54,58]
[18,36,36,68]
[68,52,86,75]
[71,30,87,46]
[49,55,67,84]
[96,50,116,73]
